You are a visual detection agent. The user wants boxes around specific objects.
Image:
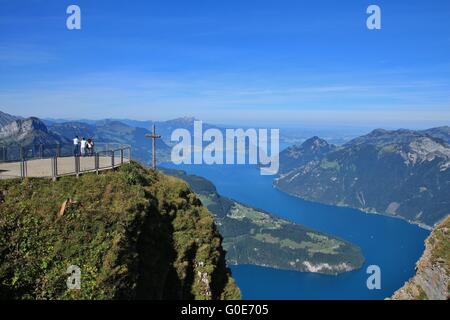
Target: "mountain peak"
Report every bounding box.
[369,128,389,136]
[0,111,20,128]
[279,136,335,175]
[0,117,48,136]
[166,116,198,124]
[302,136,330,149]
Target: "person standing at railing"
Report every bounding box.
[87,138,94,156]
[73,136,80,156]
[80,137,87,157]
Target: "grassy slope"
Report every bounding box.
[0,162,240,300]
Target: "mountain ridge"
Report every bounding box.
[276,127,450,227]
[0,116,67,147]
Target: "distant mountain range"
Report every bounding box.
[3,110,450,228]
[44,116,217,146]
[275,127,450,227]
[1,111,229,164]
[47,119,171,164]
[1,111,194,164]
[0,117,65,146]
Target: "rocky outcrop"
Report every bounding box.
[391,215,449,300]
[0,117,66,147]
[0,117,68,161]
[0,117,48,139]
[0,111,19,128]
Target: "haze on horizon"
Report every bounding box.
[0,0,449,129]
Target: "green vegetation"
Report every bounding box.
[0,162,240,300]
[416,286,429,300]
[379,144,398,154]
[320,159,340,171]
[429,216,450,266]
[162,168,364,275]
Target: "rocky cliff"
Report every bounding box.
[0,111,20,128]
[391,215,449,300]
[0,162,240,300]
[0,116,65,147]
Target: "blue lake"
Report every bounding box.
[163,163,430,300]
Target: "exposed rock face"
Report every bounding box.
[0,117,48,140]
[0,117,68,159]
[391,215,449,300]
[0,111,19,128]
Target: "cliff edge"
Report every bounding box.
[0,162,240,300]
[391,215,449,300]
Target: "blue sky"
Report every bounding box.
[0,0,449,127]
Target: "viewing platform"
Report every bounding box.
[0,143,131,180]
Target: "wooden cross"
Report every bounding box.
[145,124,161,170]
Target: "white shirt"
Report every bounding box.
[73,138,79,145]
[80,140,87,148]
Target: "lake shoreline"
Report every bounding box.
[272,184,433,232]
[162,162,430,299]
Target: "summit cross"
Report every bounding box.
[145,124,162,170]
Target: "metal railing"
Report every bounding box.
[0,143,131,180]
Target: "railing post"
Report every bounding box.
[56,143,61,157]
[111,150,115,169]
[19,145,26,178]
[75,156,80,178]
[51,156,58,181]
[95,153,99,175]
[120,148,124,165]
[20,159,24,178]
[19,159,27,178]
